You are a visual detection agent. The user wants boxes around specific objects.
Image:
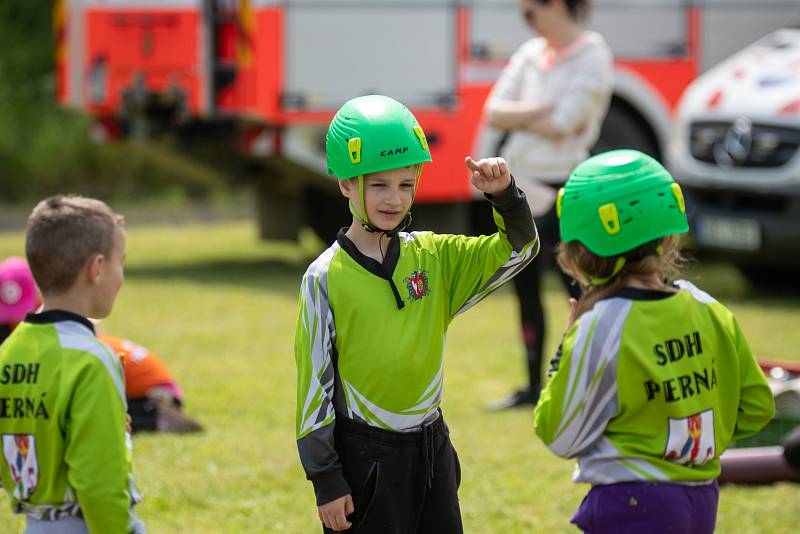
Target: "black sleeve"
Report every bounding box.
[485,176,538,252]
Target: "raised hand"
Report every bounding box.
[465,156,512,195]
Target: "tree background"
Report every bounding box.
[0,1,225,204]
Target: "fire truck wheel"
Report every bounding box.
[304,186,350,246]
[256,183,304,241]
[593,100,659,160]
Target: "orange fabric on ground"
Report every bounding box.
[99,334,174,398]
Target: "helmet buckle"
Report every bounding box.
[598,203,621,235]
[413,126,428,150]
[556,188,565,218]
[671,183,686,213]
[348,137,362,164]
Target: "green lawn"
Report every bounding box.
[1,222,798,533]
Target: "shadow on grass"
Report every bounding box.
[124,258,307,297]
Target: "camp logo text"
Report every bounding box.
[405,270,430,301]
[381,146,408,157]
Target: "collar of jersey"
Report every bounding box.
[336,228,401,280]
[607,286,679,301]
[24,309,96,334]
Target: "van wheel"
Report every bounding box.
[737,264,797,291]
[593,100,660,159]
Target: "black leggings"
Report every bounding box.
[325,414,463,534]
[512,204,581,393]
[127,396,182,432]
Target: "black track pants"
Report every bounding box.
[512,203,581,394]
[323,414,463,534]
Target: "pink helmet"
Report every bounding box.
[0,257,37,324]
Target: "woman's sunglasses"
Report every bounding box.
[523,8,535,24]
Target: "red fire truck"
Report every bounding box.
[54,0,795,240]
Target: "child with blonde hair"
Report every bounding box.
[534,150,774,533]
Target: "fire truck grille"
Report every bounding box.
[689,121,800,168]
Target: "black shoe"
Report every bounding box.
[486,387,539,411]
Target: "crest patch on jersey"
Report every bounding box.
[405,270,430,301]
[663,409,715,466]
[3,433,39,500]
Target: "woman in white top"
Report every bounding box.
[484,0,614,410]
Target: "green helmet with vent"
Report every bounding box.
[326,95,432,180]
[557,149,689,257]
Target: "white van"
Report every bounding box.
[668,28,800,280]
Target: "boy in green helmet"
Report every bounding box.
[0,196,144,533]
[533,149,774,533]
[294,95,540,532]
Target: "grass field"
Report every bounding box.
[1,221,799,533]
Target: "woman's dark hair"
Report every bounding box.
[534,0,590,21]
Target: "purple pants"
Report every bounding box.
[571,480,719,534]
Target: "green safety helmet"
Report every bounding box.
[326,95,432,180]
[557,149,689,257]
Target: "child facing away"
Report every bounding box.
[0,197,145,533]
[294,95,540,533]
[533,150,775,534]
[99,334,202,434]
[0,256,202,435]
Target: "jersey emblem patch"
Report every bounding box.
[3,434,39,500]
[663,409,715,466]
[405,270,430,301]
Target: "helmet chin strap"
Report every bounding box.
[351,165,421,238]
[346,167,424,312]
[586,241,666,287]
[368,212,413,236]
[588,257,626,287]
[348,199,412,237]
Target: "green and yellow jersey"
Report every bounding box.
[534,282,774,485]
[0,310,140,533]
[295,182,539,504]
